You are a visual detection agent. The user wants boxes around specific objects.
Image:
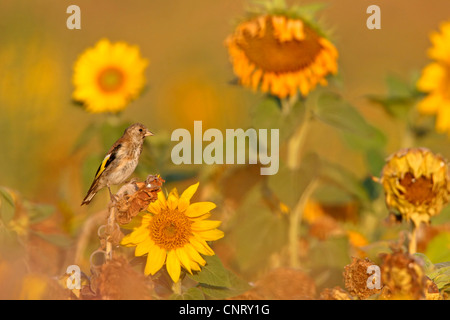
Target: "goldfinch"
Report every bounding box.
[81,123,153,206]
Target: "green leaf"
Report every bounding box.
[365,148,386,177]
[187,255,231,288]
[425,232,450,264]
[366,74,422,119]
[316,92,387,152]
[267,153,320,209]
[416,253,450,291]
[199,270,251,299]
[170,287,205,300]
[320,160,371,206]
[0,187,15,224]
[31,231,72,247]
[233,184,289,274]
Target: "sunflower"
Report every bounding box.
[417,22,450,133]
[73,38,148,113]
[120,182,224,283]
[379,148,450,226]
[225,14,338,99]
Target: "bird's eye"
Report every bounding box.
[139,129,143,132]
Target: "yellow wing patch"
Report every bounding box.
[95,154,111,179]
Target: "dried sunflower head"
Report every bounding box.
[380,250,428,300]
[343,257,381,300]
[380,148,450,226]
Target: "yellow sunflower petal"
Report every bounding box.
[147,198,162,215]
[175,247,193,274]
[167,189,179,211]
[166,250,181,283]
[120,227,149,246]
[191,220,222,232]
[195,229,225,242]
[190,234,215,256]
[178,183,200,212]
[144,243,167,276]
[184,243,206,267]
[185,202,216,217]
[135,238,153,257]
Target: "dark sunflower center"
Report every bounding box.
[150,209,192,250]
[399,172,435,205]
[239,17,323,73]
[97,67,125,93]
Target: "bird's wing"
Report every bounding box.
[94,143,121,179]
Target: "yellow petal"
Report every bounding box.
[120,227,149,245]
[166,250,181,283]
[185,202,216,217]
[176,247,193,274]
[190,234,214,256]
[184,243,206,267]
[157,191,167,208]
[167,190,179,211]
[147,199,161,215]
[135,238,153,256]
[191,220,222,232]
[144,243,166,276]
[195,229,225,242]
[178,183,200,212]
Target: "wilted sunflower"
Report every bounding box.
[379,148,450,226]
[225,11,338,99]
[417,22,450,134]
[120,183,224,283]
[73,38,148,113]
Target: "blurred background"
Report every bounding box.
[1,0,449,203]
[1,0,450,299]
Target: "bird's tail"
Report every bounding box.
[81,180,100,206]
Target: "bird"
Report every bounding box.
[81,123,153,206]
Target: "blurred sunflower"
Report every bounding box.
[72,38,148,113]
[225,4,338,99]
[417,22,450,134]
[121,183,224,283]
[380,148,450,226]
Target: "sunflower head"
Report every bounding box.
[73,38,148,113]
[120,182,224,283]
[225,1,338,99]
[379,148,450,226]
[417,21,450,134]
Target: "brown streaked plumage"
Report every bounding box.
[81,123,153,206]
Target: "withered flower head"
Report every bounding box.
[380,250,428,300]
[380,148,450,226]
[114,175,164,225]
[88,256,153,300]
[225,8,338,99]
[343,257,382,300]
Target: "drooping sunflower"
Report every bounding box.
[379,148,450,226]
[120,182,224,283]
[417,22,450,134]
[73,38,148,113]
[225,9,338,99]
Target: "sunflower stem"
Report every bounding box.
[105,201,117,260]
[409,221,418,254]
[287,99,312,170]
[172,279,182,295]
[288,179,318,268]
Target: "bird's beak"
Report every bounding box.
[145,130,154,137]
